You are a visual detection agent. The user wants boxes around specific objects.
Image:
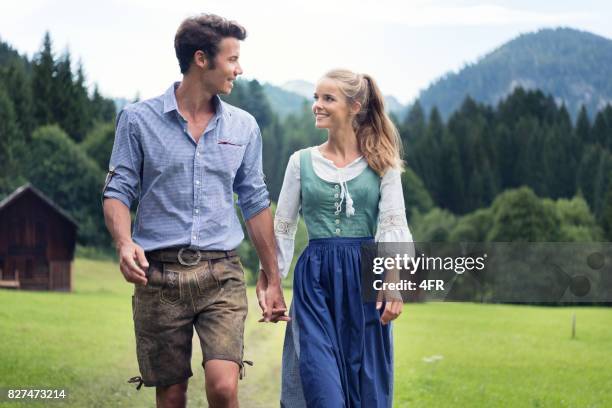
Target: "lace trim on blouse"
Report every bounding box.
[378,209,409,231]
[274,216,298,237]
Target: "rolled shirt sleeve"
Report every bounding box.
[233,122,270,220]
[102,108,142,209]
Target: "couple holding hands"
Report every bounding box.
[103,13,412,408]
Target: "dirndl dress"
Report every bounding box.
[280,149,393,408]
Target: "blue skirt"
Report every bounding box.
[281,237,393,408]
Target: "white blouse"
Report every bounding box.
[273,147,414,278]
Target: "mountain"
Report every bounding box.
[384,95,406,117]
[417,27,612,120]
[263,80,406,118]
[262,83,309,118]
[282,80,314,99]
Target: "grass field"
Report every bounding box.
[1,258,611,407]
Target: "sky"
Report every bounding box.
[1,0,611,104]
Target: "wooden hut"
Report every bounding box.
[0,184,77,291]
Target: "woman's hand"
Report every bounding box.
[377,300,403,325]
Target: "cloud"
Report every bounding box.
[115,0,596,27]
[102,0,594,27]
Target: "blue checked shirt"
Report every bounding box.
[103,82,270,251]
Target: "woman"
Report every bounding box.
[267,69,413,407]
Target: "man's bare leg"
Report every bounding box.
[205,360,240,408]
[156,381,188,408]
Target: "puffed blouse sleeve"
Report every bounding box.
[375,167,415,257]
[273,151,302,278]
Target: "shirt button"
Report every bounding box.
[335,228,341,234]
[334,185,339,190]
[334,193,339,198]
[196,152,200,157]
[192,235,197,240]
[335,219,340,225]
[195,180,200,185]
[195,209,199,214]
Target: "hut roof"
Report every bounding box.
[0,184,78,228]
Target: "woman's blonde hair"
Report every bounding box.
[323,69,403,176]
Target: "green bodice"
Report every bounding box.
[300,148,381,239]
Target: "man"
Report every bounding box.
[103,14,287,408]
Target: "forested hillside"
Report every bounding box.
[418,28,612,120]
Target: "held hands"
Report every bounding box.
[117,240,149,285]
[256,270,290,323]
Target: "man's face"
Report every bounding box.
[203,37,243,95]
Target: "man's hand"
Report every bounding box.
[245,208,290,323]
[103,199,147,285]
[117,240,149,285]
[256,270,290,323]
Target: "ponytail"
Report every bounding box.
[323,69,403,176]
[356,74,403,175]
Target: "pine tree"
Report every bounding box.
[592,105,612,150]
[90,85,116,122]
[439,130,465,212]
[601,175,612,241]
[401,167,434,218]
[0,86,25,196]
[31,32,55,126]
[400,100,426,148]
[0,58,34,138]
[72,61,92,141]
[575,105,591,145]
[53,50,74,137]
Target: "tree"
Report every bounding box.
[31,32,55,127]
[438,130,464,212]
[25,125,108,246]
[222,79,273,129]
[81,121,115,171]
[0,58,34,139]
[90,85,116,123]
[401,167,434,219]
[449,208,494,242]
[487,187,560,241]
[410,207,458,242]
[51,51,91,142]
[53,51,75,138]
[575,105,591,145]
[592,105,612,150]
[71,61,92,140]
[405,107,444,206]
[601,177,612,241]
[555,195,603,241]
[400,100,426,149]
[542,120,576,199]
[0,86,26,196]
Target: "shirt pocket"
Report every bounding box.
[216,141,247,174]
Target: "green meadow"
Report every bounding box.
[1,258,611,407]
